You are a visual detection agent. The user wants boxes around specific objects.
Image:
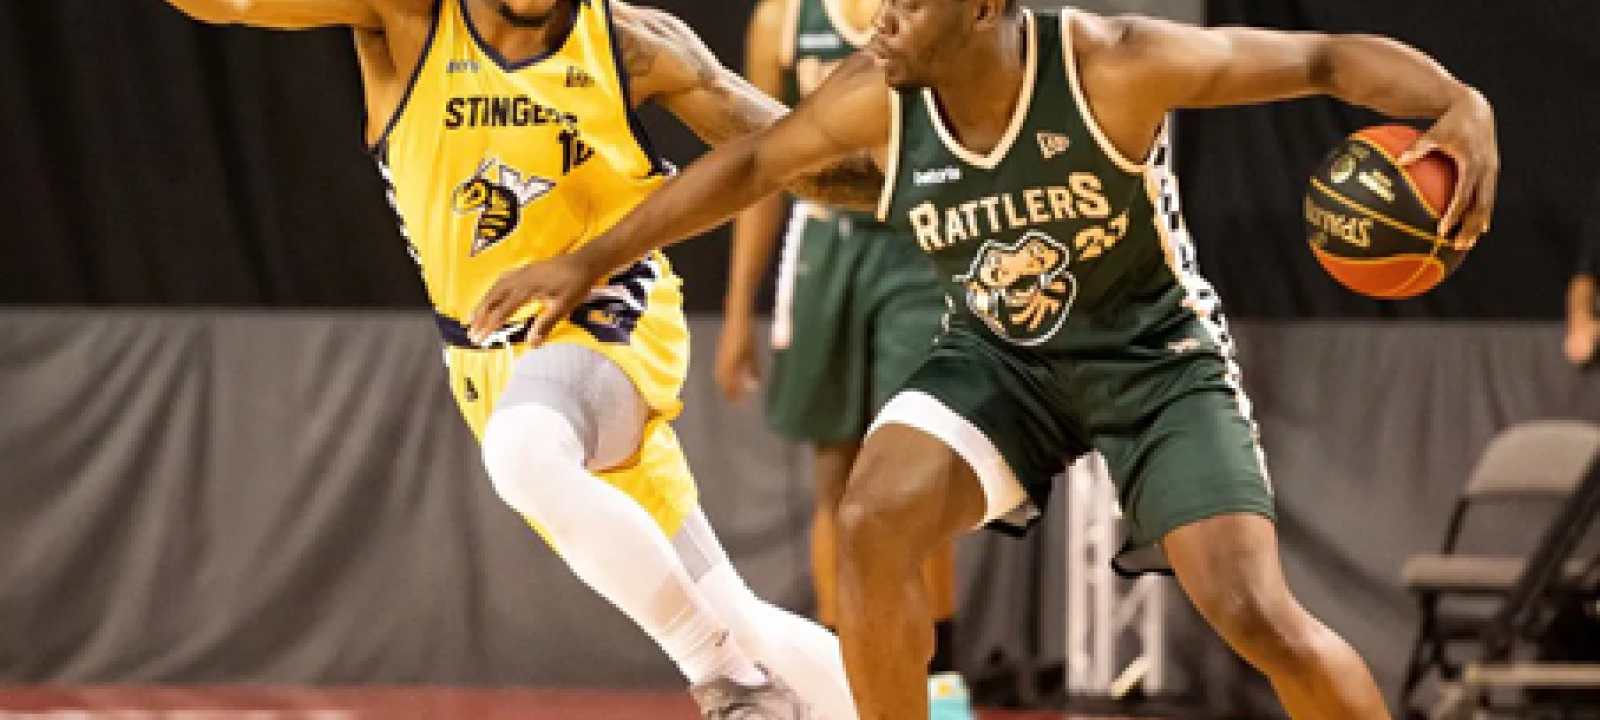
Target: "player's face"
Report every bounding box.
[866,0,973,89]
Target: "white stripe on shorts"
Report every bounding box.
[769,202,818,351]
[868,391,1039,529]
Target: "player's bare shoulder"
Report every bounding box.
[1061,10,1183,164]
[351,0,438,63]
[361,0,436,43]
[605,2,710,105]
[811,51,889,104]
[1059,10,1146,88]
[797,51,894,158]
[354,0,440,146]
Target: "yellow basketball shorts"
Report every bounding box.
[438,255,698,540]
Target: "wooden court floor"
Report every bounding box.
[0,687,1178,720]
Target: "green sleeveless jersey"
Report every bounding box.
[877,9,1225,354]
[784,0,884,226]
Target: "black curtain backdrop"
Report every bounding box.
[0,0,732,310]
[1189,0,1600,319]
[0,0,1596,314]
[0,2,417,306]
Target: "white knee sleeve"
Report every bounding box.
[494,343,649,471]
[481,405,762,687]
[481,403,588,529]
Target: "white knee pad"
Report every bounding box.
[481,403,589,529]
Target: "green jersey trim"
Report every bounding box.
[920,9,1040,170]
[1060,10,1146,174]
[876,90,904,222]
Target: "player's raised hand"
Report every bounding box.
[1398,86,1498,249]
[469,256,600,346]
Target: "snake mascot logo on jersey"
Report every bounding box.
[453,158,556,255]
[959,231,1077,346]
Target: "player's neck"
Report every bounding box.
[467,0,576,62]
[930,15,1028,149]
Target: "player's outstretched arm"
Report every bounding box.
[1081,14,1497,242]
[613,3,883,210]
[469,53,892,344]
[162,0,384,28]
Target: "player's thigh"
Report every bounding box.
[866,331,1086,535]
[1093,365,1276,576]
[493,343,698,534]
[864,238,946,414]
[493,342,650,462]
[845,422,987,546]
[517,424,697,547]
[443,346,503,440]
[595,421,699,538]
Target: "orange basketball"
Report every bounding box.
[1305,124,1464,298]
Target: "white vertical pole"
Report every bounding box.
[1065,461,1092,693]
[1064,453,1167,699]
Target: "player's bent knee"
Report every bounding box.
[836,441,949,561]
[812,442,859,514]
[868,392,1022,528]
[480,403,589,523]
[1197,586,1324,672]
[835,491,893,550]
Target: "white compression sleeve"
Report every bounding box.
[481,347,764,688]
[675,509,860,720]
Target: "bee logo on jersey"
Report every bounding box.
[958,231,1077,345]
[452,157,556,255]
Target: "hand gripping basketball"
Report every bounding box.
[1305,86,1499,298]
[1397,86,1499,249]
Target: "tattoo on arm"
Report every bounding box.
[617,22,657,80]
[784,153,884,212]
[617,6,886,211]
[620,8,784,145]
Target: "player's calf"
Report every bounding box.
[1165,513,1393,720]
[834,425,986,720]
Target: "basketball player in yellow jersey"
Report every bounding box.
[159,1,882,718]
[719,2,971,718]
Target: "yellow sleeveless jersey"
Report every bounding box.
[372,0,690,428]
[371,0,697,537]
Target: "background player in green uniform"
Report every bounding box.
[718,1,969,717]
[470,0,1500,717]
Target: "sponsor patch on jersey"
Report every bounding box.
[913,166,963,186]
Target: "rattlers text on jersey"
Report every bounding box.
[372,0,695,533]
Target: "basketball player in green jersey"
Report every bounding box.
[718,2,970,717]
[471,0,1499,717]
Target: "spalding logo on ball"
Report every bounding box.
[1305,124,1465,299]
